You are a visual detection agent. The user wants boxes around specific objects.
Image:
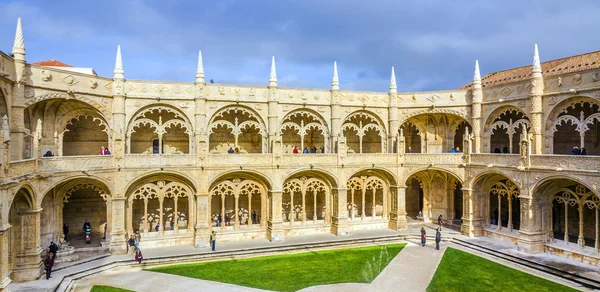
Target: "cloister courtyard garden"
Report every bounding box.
[76,241,580,292]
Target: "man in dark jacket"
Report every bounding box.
[44,252,54,279]
[63,223,69,241]
[435,228,442,250]
[49,242,59,259]
[127,235,136,256]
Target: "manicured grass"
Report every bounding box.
[90,285,134,292]
[427,248,578,292]
[149,243,405,291]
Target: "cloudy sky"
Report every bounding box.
[1,0,599,91]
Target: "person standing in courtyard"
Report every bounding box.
[49,241,59,260]
[134,232,141,251]
[210,231,217,251]
[420,227,427,247]
[435,228,441,250]
[83,220,91,244]
[251,210,257,224]
[44,252,54,280]
[438,214,444,231]
[127,235,136,256]
[63,223,69,241]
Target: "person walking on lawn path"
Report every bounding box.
[420,227,427,247]
[435,228,441,250]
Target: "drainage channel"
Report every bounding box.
[452,238,600,290]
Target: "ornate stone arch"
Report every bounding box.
[279,109,330,153]
[403,108,468,121]
[209,176,268,230]
[9,184,36,211]
[208,105,267,153]
[342,110,387,153]
[404,167,464,186]
[127,104,194,154]
[56,108,111,156]
[25,93,110,117]
[126,179,195,233]
[400,111,470,154]
[124,171,198,196]
[484,106,531,154]
[544,96,600,154]
[283,176,331,224]
[346,173,389,220]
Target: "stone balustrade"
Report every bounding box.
[40,155,114,171]
[530,154,600,172]
[122,154,195,169]
[4,153,599,178]
[470,154,521,167]
[6,159,36,178]
[403,153,464,165]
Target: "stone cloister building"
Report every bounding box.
[0,18,599,287]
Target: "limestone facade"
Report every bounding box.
[0,18,600,287]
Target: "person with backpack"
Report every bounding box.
[127,235,136,256]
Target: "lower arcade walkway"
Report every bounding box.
[8,225,598,292]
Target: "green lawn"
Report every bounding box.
[148,243,405,292]
[427,248,578,292]
[90,285,134,292]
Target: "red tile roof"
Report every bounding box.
[33,60,73,67]
[459,50,600,89]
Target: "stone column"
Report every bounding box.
[10,21,27,161]
[248,195,253,227]
[361,186,366,220]
[195,192,210,248]
[331,187,350,236]
[471,61,483,153]
[158,198,164,235]
[234,195,239,229]
[517,197,546,253]
[508,197,513,232]
[13,209,42,282]
[109,197,126,254]
[497,194,502,231]
[261,194,267,229]
[461,188,483,237]
[330,94,341,152]
[267,60,279,153]
[301,190,306,224]
[313,191,317,224]
[578,204,585,248]
[126,199,133,235]
[143,199,148,233]
[111,95,126,161]
[174,197,179,233]
[530,45,545,154]
[0,228,10,290]
[112,45,127,161]
[267,190,284,241]
[10,87,26,161]
[388,185,408,231]
[105,198,112,241]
